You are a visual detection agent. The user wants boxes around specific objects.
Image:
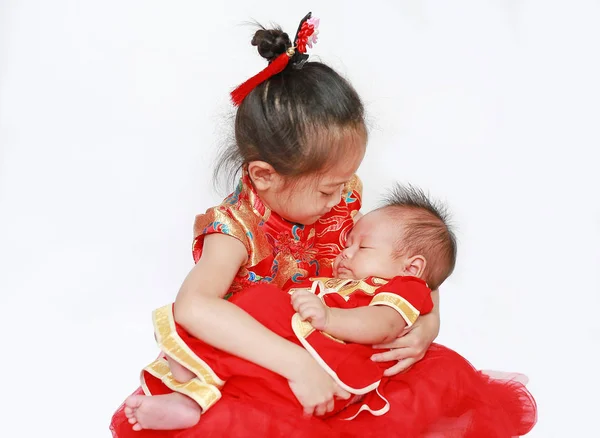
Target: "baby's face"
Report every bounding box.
[333,209,406,280]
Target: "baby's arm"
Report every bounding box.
[324,306,406,345]
[291,290,407,344]
[292,277,433,345]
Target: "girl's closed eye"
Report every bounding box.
[320,191,335,196]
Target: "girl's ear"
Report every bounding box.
[248,161,278,191]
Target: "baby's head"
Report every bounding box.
[334,184,457,290]
[217,24,367,225]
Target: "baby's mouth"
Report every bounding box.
[336,265,352,278]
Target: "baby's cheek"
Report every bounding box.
[360,257,375,276]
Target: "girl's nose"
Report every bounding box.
[326,187,344,209]
[326,194,341,209]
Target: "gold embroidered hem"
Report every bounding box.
[141,357,221,411]
[369,292,420,326]
[152,305,225,388]
[308,277,381,298]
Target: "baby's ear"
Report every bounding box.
[404,255,426,278]
[248,161,278,191]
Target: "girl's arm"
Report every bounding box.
[175,234,314,379]
[174,233,350,414]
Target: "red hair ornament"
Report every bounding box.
[230,13,320,106]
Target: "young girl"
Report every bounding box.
[110,13,438,438]
[126,188,446,432]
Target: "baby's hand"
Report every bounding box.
[291,290,330,331]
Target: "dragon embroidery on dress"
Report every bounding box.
[268,231,317,263]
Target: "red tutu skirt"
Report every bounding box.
[110,343,536,438]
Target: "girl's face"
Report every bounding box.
[276,162,358,225]
[250,144,364,225]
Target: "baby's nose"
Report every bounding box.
[341,246,354,259]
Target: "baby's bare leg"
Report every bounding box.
[167,355,196,382]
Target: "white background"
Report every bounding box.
[1,1,598,437]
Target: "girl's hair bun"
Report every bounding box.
[251,28,292,62]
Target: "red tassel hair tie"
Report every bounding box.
[230,12,319,106]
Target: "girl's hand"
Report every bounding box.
[370,312,440,376]
[291,290,329,331]
[287,356,351,416]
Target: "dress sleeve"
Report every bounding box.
[191,205,251,263]
[369,276,434,327]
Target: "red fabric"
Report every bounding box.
[111,343,536,438]
[378,276,434,314]
[328,343,537,438]
[301,328,387,395]
[111,284,537,437]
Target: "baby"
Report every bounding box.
[127,183,456,430]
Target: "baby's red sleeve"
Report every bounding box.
[369,276,433,326]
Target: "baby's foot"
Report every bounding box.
[124,393,201,431]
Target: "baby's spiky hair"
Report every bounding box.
[380,183,457,290]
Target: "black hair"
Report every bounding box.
[381,183,457,290]
[215,26,367,185]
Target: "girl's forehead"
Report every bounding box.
[325,161,359,183]
[319,133,366,181]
